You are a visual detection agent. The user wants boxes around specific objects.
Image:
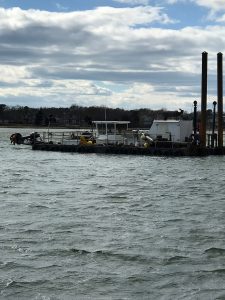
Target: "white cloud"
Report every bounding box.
[112,0,150,5]
[195,0,225,11]
[0,66,30,83]
[190,0,225,22]
[165,0,225,10]
[56,3,68,11]
[0,6,222,110]
[166,0,187,4]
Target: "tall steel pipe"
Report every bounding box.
[193,100,198,141]
[200,51,208,146]
[212,101,217,148]
[217,52,223,149]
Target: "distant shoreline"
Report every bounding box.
[0,124,86,130]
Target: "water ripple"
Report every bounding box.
[1,129,225,299]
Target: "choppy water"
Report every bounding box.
[1,128,225,299]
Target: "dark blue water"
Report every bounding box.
[1,128,225,299]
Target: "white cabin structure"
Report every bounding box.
[149,120,193,142]
[93,121,130,145]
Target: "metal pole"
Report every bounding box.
[212,101,217,148]
[193,100,197,136]
[104,106,107,121]
[200,51,208,147]
[217,52,223,148]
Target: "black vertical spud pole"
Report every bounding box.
[212,101,217,148]
[193,100,197,134]
[200,51,208,147]
[217,52,223,149]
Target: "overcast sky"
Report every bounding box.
[0,0,224,111]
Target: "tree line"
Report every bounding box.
[0,104,197,128]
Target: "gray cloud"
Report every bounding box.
[0,6,222,110]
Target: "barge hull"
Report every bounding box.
[32,143,223,156]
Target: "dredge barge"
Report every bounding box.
[31,119,192,156]
[11,52,225,157]
[30,117,223,156]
